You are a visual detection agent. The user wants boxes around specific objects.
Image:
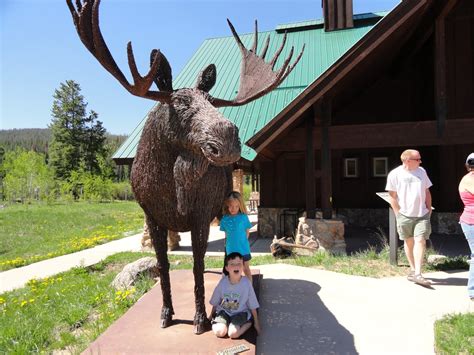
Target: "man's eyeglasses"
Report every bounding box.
[409,158,422,162]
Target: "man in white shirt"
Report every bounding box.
[386,149,433,286]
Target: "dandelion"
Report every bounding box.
[20,300,28,307]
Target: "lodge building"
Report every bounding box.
[114,0,474,237]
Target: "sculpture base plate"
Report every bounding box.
[83,269,260,354]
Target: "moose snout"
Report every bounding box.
[200,121,241,166]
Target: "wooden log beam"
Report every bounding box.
[305,113,316,219]
[274,240,319,251]
[320,100,333,219]
[435,0,459,137]
[270,118,474,151]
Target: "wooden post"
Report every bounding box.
[232,169,244,195]
[376,192,399,265]
[321,100,333,219]
[305,114,316,219]
[389,207,398,265]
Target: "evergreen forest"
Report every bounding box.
[0,80,133,202]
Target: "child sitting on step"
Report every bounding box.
[209,252,261,338]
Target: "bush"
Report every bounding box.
[82,175,113,201]
[58,172,114,202]
[111,181,134,200]
[2,149,55,202]
[243,182,251,202]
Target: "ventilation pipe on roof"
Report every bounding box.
[322,0,354,31]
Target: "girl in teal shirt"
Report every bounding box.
[220,191,253,280]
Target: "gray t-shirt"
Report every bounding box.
[210,275,259,320]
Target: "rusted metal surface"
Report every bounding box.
[67,0,303,334]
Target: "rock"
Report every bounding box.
[111,257,159,290]
[427,254,447,265]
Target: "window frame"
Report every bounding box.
[372,157,388,177]
[343,158,359,178]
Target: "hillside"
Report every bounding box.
[0,128,51,154]
[0,128,127,155]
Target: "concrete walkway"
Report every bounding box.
[256,264,473,354]
[0,233,144,293]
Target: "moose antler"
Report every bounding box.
[66,0,172,103]
[210,20,305,108]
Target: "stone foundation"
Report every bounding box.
[430,212,463,234]
[336,208,462,235]
[258,207,463,237]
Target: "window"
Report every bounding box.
[344,158,359,178]
[373,157,388,177]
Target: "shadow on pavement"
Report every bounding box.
[257,278,358,354]
[344,226,470,258]
[178,230,262,253]
[426,276,469,286]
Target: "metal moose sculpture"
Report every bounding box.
[67,0,304,334]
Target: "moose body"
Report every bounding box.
[67,0,304,334]
[132,90,238,232]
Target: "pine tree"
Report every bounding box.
[83,110,107,175]
[49,80,108,179]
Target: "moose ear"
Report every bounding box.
[195,64,216,92]
[151,49,173,92]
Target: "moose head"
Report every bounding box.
[67,0,304,335]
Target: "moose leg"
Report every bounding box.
[191,223,211,334]
[148,216,174,328]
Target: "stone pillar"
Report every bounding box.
[167,230,181,251]
[141,219,152,248]
[296,216,346,255]
[232,169,244,195]
[141,218,181,251]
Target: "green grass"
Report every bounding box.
[0,201,144,271]
[249,247,411,277]
[434,313,474,354]
[0,252,154,354]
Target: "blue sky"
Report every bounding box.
[1,0,400,135]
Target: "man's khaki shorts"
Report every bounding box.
[396,212,431,240]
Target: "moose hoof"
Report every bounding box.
[193,313,211,335]
[160,307,173,328]
[193,320,210,335]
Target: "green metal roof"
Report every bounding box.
[113,12,386,163]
